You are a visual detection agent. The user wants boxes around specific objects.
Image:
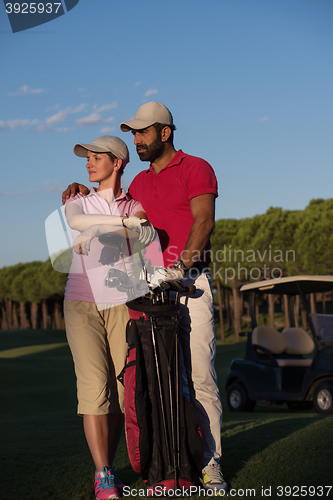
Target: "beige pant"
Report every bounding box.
[64,300,129,415]
[179,272,222,466]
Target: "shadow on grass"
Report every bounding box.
[230,417,333,499]
[0,329,67,352]
[221,414,324,480]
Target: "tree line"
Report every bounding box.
[210,198,333,340]
[0,260,67,330]
[0,198,332,332]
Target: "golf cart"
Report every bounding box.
[225,276,333,414]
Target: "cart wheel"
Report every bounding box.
[227,383,255,412]
[313,381,333,414]
[287,402,313,411]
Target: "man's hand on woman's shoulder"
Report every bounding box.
[62,183,89,205]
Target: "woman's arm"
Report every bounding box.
[72,223,135,255]
[70,205,156,255]
[65,201,126,232]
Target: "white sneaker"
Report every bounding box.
[200,464,229,495]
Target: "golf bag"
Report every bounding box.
[120,283,204,492]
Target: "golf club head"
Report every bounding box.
[105,268,133,289]
[104,272,121,288]
[136,279,150,292]
[98,233,125,250]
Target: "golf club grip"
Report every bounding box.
[162,281,197,296]
[180,285,196,296]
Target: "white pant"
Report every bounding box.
[179,272,222,467]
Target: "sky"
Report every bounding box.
[1,0,333,268]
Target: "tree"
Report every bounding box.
[295,199,333,274]
[20,262,44,329]
[209,200,332,339]
[11,263,32,329]
[0,265,25,329]
[40,260,67,329]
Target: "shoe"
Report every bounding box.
[109,464,126,492]
[200,464,229,495]
[94,466,119,500]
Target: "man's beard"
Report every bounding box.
[136,135,165,163]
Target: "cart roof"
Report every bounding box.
[240,275,333,295]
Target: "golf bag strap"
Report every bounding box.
[126,299,179,314]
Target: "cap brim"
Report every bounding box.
[120,119,155,132]
[73,143,111,157]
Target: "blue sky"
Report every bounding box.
[1,0,333,268]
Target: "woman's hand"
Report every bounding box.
[122,216,157,245]
[73,226,99,255]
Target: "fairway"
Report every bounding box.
[0,329,332,500]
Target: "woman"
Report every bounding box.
[64,135,155,500]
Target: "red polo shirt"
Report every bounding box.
[128,149,218,267]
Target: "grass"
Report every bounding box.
[0,328,332,499]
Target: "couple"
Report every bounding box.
[63,101,227,499]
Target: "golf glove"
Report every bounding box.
[150,267,184,287]
[73,224,123,255]
[73,225,99,255]
[122,216,157,245]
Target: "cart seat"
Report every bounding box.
[281,327,315,354]
[252,326,314,367]
[252,326,285,354]
[276,358,312,367]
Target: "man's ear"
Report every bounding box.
[161,126,171,143]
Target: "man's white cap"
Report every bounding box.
[120,101,174,132]
[73,135,129,166]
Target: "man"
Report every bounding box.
[63,102,228,494]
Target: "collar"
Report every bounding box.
[145,149,187,173]
[89,187,128,202]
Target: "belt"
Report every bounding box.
[187,263,209,277]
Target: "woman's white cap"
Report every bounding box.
[74,135,129,166]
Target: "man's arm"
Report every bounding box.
[62,183,89,205]
[150,194,215,287]
[179,193,215,270]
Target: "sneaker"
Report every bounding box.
[200,464,229,495]
[94,466,119,500]
[109,464,126,492]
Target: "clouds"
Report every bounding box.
[100,126,115,133]
[134,82,159,99]
[72,102,118,127]
[75,113,114,127]
[0,102,118,133]
[45,104,86,125]
[9,85,45,96]
[1,82,164,135]
[145,89,158,97]
[46,110,68,125]
[93,101,117,113]
[8,118,40,129]
[0,180,65,197]
[258,116,270,122]
[0,118,40,130]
